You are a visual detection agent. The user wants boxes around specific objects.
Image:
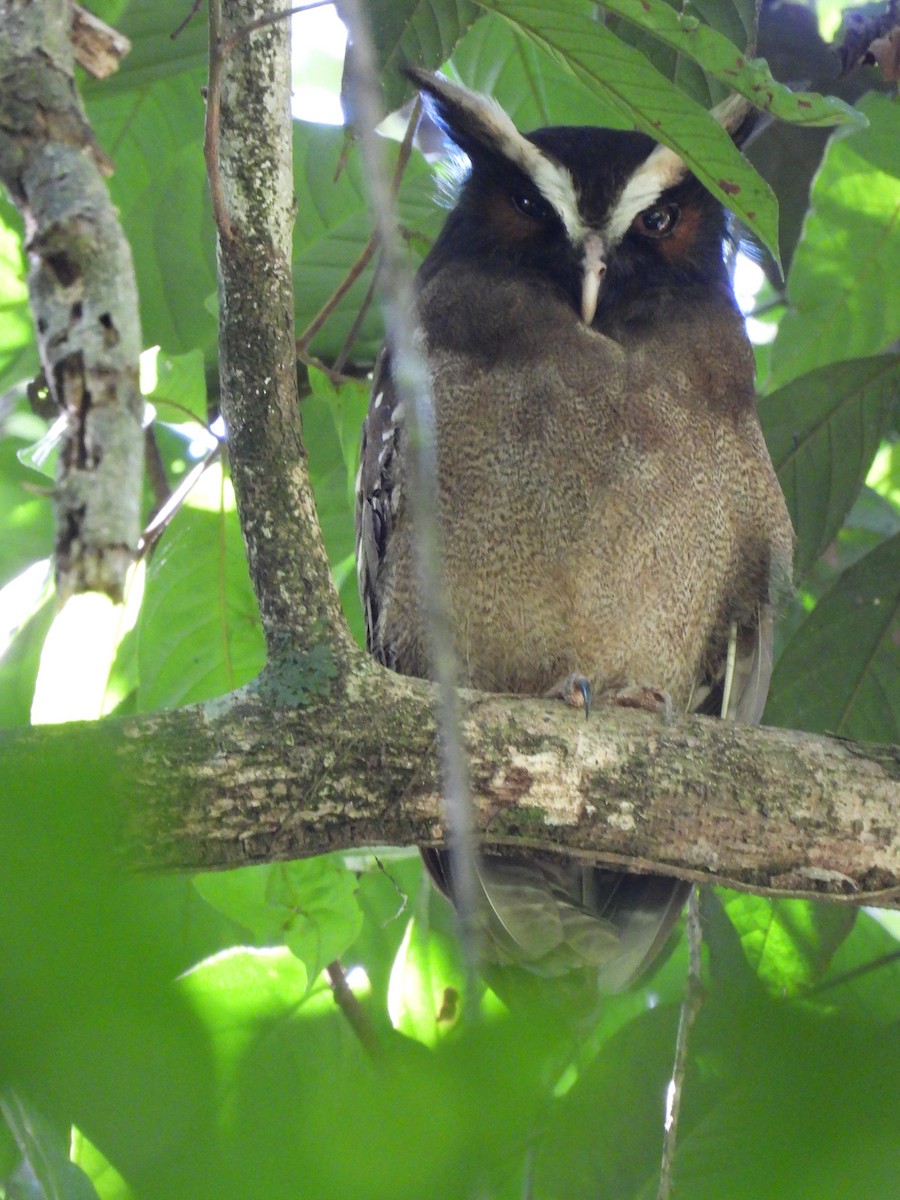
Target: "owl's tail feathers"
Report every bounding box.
[424,849,689,990]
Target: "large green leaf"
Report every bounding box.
[600,0,863,129]
[86,74,216,357]
[477,0,781,259]
[194,857,364,983]
[294,121,444,364]
[759,355,900,580]
[80,0,208,94]
[767,532,899,740]
[136,471,265,710]
[770,92,900,388]
[452,9,625,128]
[720,893,856,996]
[340,0,480,114]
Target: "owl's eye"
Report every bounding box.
[634,203,680,238]
[511,192,550,221]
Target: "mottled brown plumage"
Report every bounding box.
[356,72,793,989]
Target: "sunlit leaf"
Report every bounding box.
[195,857,364,982]
[600,0,864,129]
[770,92,900,387]
[720,893,856,996]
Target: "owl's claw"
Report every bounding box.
[546,673,592,719]
[606,685,675,723]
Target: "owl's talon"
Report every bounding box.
[546,673,592,719]
[607,685,675,723]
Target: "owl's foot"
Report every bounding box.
[546,673,592,718]
[606,685,675,723]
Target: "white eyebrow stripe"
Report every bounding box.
[605,144,687,243]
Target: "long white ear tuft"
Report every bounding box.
[406,69,586,242]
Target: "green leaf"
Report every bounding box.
[600,0,864,129]
[0,431,54,591]
[0,196,38,397]
[194,857,363,982]
[770,92,900,388]
[814,909,900,1027]
[304,371,369,644]
[767,532,900,739]
[147,348,211,428]
[136,470,265,709]
[477,0,781,260]
[340,0,480,114]
[720,894,857,996]
[294,122,444,364]
[759,355,900,580]
[452,10,623,128]
[81,0,208,94]
[0,1091,101,1200]
[388,882,470,1043]
[86,74,216,357]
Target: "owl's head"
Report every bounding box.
[410,70,752,329]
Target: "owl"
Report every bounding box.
[356,71,794,989]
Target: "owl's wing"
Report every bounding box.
[722,605,775,724]
[355,350,403,668]
[693,604,775,725]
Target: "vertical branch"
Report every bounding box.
[208,0,357,669]
[0,0,144,602]
[656,887,705,1200]
[338,1,482,992]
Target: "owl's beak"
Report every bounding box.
[581,233,607,325]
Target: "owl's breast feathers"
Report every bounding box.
[358,266,793,711]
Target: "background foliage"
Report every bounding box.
[0,1,898,1198]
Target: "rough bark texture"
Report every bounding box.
[211,0,358,670]
[4,668,892,903]
[0,0,143,602]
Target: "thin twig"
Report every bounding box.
[144,427,172,515]
[338,0,482,1005]
[204,0,233,241]
[325,960,382,1061]
[811,947,900,995]
[171,0,204,40]
[657,887,705,1200]
[333,257,381,374]
[297,347,357,385]
[219,3,332,56]
[137,445,222,558]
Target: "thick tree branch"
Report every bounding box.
[0,0,144,602]
[3,671,894,903]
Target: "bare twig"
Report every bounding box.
[72,4,131,78]
[325,960,382,1061]
[656,888,705,1200]
[171,0,204,40]
[144,428,172,515]
[333,258,381,374]
[204,0,233,241]
[338,0,482,1000]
